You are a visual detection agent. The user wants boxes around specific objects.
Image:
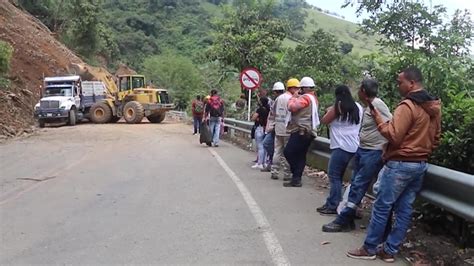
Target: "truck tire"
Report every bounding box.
[90,102,112,123]
[123,101,144,124]
[147,113,166,123]
[38,120,45,128]
[68,109,76,126]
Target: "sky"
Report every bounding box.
[305,0,474,23]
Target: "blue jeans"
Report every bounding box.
[209,117,221,145]
[335,148,384,224]
[364,161,427,255]
[255,126,267,165]
[325,148,355,210]
[262,131,275,164]
[193,116,202,134]
[283,132,313,184]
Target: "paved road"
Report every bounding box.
[0,121,406,265]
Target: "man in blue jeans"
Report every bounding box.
[204,89,224,147]
[347,67,441,263]
[322,79,392,230]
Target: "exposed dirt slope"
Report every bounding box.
[0,0,85,138]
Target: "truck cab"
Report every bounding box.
[34,75,82,127]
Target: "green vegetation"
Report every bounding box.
[0,40,13,88]
[143,53,204,110]
[351,0,474,174]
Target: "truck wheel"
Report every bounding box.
[90,102,112,123]
[38,120,45,128]
[147,113,166,123]
[68,109,76,126]
[123,101,144,124]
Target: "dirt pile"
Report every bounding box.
[0,0,85,138]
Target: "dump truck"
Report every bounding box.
[71,64,174,124]
[34,76,109,127]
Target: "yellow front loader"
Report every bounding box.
[71,64,174,124]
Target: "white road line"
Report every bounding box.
[208,148,291,266]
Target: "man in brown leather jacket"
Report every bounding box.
[347,67,441,263]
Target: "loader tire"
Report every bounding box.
[90,102,112,123]
[123,101,144,124]
[147,113,166,123]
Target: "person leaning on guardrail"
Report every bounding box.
[321,79,392,232]
[317,85,364,213]
[283,77,320,187]
[347,66,441,263]
[251,96,270,170]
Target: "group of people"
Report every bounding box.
[246,67,441,263]
[191,67,441,262]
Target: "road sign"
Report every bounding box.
[240,67,262,90]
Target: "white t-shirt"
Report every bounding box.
[329,102,364,153]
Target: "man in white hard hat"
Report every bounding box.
[265,80,293,180]
[283,77,320,187]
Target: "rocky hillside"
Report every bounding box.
[0,0,88,138]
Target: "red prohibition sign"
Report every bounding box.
[240,67,262,90]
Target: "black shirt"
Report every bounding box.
[256,106,269,128]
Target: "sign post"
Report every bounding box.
[239,67,262,121]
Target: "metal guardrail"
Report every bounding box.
[223,118,252,134]
[166,110,187,120]
[223,118,474,222]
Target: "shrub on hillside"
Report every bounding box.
[0,40,13,76]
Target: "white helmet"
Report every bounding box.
[272,81,285,91]
[300,77,315,88]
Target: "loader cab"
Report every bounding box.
[117,75,146,92]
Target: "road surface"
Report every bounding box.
[0,120,406,265]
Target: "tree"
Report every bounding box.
[65,0,102,57]
[339,41,353,54]
[278,0,308,41]
[142,53,204,110]
[346,0,474,173]
[283,29,345,90]
[206,0,288,75]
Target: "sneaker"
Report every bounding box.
[251,164,264,169]
[346,247,376,260]
[283,182,302,187]
[376,249,395,263]
[193,133,197,135]
[318,207,338,216]
[316,205,338,215]
[322,221,355,232]
[316,205,327,212]
[214,144,219,147]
